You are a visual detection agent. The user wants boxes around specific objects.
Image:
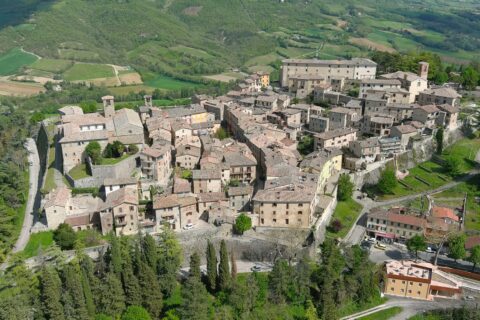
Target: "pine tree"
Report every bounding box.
[206,240,217,292]
[80,256,102,311]
[40,267,65,320]
[320,280,337,320]
[97,271,126,317]
[230,251,237,279]
[305,300,319,320]
[189,252,201,280]
[268,259,292,304]
[121,255,142,307]
[143,234,158,272]
[79,265,95,317]
[217,240,231,291]
[138,262,163,319]
[62,264,89,320]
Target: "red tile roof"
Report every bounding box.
[432,206,459,222]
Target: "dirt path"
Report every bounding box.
[108,64,121,86]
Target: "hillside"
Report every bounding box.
[0,0,479,90]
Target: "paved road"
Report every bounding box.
[341,296,468,320]
[12,138,41,253]
[179,260,273,278]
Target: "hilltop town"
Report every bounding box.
[10,56,480,319]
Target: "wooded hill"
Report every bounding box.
[1,0,479,81]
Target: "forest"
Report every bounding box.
[0,230,382,320]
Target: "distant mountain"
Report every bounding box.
[0,0,479,80]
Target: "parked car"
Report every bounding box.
[183,223,194,230]
[367,237,377,244]
[251,265,262,272]
[463,295,475,301]
[425,247,435,253]
[375,243,386,250]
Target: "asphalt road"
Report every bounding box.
[179,260,273,278]
[12,138,40,253]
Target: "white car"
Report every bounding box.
[183,223,194,230]
[425,247,435,253]
[368,237,377,244]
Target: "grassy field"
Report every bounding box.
[144,74,203,90]
[21,231,54,259]
[108,85,155,95]
[408,313,441,320]
[327,198,363,239]
[377,137,480,200]
[68,163,89,180]
[0,48,37,76]
[30,58,73,73]
[100,154,130,165]
[358,307,402,320]
[338,296,388,318]
[63,63,115,81]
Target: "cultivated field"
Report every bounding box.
[30,58,73,73]
[0,48,38,76]
[349,38,397,53]
[63,63,115,81]
[0,79,45,96]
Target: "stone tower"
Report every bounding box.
[102,95,115,118]
[418,61,429,80]
[144,95,153,108]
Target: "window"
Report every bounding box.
[272,203,277,207]
[261,218,264,224]
[392,279,395,283]
[298,203,303,207]
[273,219,277,223]
[130,206,134,211]
[285,219,289,224]
[298,211,302,215]
[408,290,412,293]
[417,291,421,295]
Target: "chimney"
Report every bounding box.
[144,95,152,108]
[418,61,429,80]
[102,95,115,118]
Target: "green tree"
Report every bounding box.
[103,141,125,158]
[214,127,229,140]
[85,141,102,164]
[234,213,252,235]
[268,259,292,304]
[142,234,158,272]
[468,245,480,271]
[228,274,258,316]
[206,240,217,292]
[97,271,126,317]
[305,300,319,320]
[230,251,237,279]
[462,66,480,90]
[189,252,201,280]
[53,223,77,250]
[79,260,96,317]
[138,262,163,319]
[40,267,65,320]
[378,168,397,194]
[62,263,89,320]
[157,229,183,296]
[406,235,427,261]
[298,135,314,156]
[444,155,462,176]
[80,101,98,113]
[449,234,467,262]
[122,306,151,320]
[80,256,102,313]
[122,255,142,307]
[107,233,123,276]
[127,144,139,155]
[217,240,231,291]
[179,276,210,320]
[435,128,444,155]
[337,173,354,201]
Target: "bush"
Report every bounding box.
[103,140,125,158]
[127,144,139,155]
[328,219,343,233]
[85,141,102,164]
[181,169,192,180]
[377,168,397,194]
[53,223,77,250]
[337,173,354,201]
[234,213,252,235]
[122,306,152,320]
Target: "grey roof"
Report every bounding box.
[283,58,377,66]
[223,152,257,167]
[165,105,206,118]
[192,169,221,180]
[315,128,357,140]
[361,79,401,85]
[421,87,461,99]
[228,186,253,197]
[104,177,137,186]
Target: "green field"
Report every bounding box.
[21,231,54,259]
[0,48,37,76]
[43,146,56,193]
[109,85,155,95]
[358,307,403,320]
[30,58,73,73]
[100,154,130,165]
[68,163,90,180]
[144,74,203,90]
[327,198,363,239]
[63,63,115,81]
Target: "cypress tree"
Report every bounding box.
[80,256,102,310]
[62,264,89,320]
[122,255,142,307]
[109,233,123,276]
[138,262,163,319]
[217,240,231,291]
[189,252,201,280]
[80,265,95,317]
[157,228,183,296]
[143,234,158,272]
[230,251,237,279]
[206,240,217,292]
[40,267,65,320]
[97,271,126,317]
